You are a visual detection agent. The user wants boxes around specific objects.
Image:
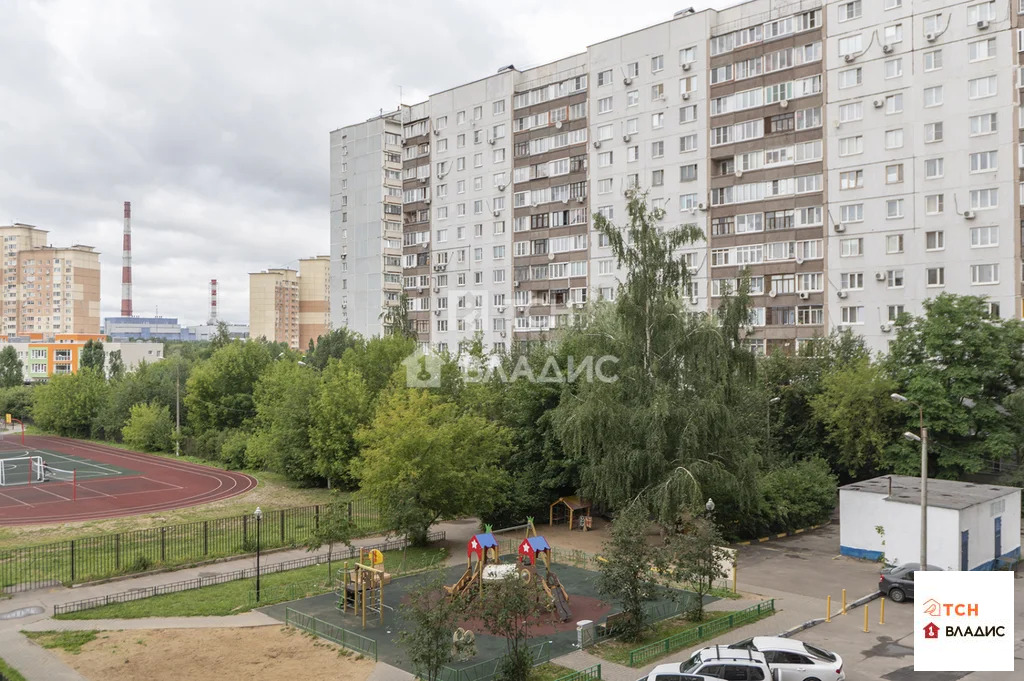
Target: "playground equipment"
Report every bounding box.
[549,496,592,531]
[517,521,572,622]
[338,547,392,629]
[445,532,501,600]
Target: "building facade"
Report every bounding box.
[330,0,1024,354]
[104,316,185,341]
[1,333,164,382]
[249,259,331,350]
[298,255,331,348]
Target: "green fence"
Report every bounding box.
[627,600,776,667]
[438,641,551,681]
[285,607,377,660]
[552,665,601,681]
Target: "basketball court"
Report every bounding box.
[0,435,257,525]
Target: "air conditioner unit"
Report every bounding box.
[554,120,563,129]
[682,62,692,71]
[424,198,431,205]
[844,53,856,63]
[576,196,585,203]
[497,184,507,192]
[687,266,698,276]
[834,223,846,233]
[779,99,789,109]
[434,310,441,316]
[795,255,804,264]
[624,188,637,200]
[421,243,429,249]
[419,177,428,184]
[734,170,743,179]
[488,138,496,145]
[623,77,633,85]
[875,271,886,281]
[837,290,848,299]
[697,202,707,211]
[768,289,778,298]
[433,129,441,136]
[593,140,602,149]
[745,325,755,334]
[340,253,347,259]
[925,32,937,43]
[881,44,894,54]
[873,99,884,108]
[687,297,698,305]
[880,323,893,333]
[682,92,691,101]
[623,134,632,142]
[500,331,507,338]
[562,198,569,205]
[514,280,521,288]
[433,286,440,293]
[492,209,501,218]
[963,210,977,220]
[798,291,810,300]
[497,306,505,313]
[652,208,666,220]
[547,252,555,261]
[977,19,990,30]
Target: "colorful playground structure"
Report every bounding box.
[338,547,392,629]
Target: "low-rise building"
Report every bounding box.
[1,333,164,381]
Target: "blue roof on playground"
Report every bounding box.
[527,536,550,552]
[474,533,498,548]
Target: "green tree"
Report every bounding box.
[663,514,729,621]
[122,402,173,452]
[79,339,105,374]
[247,359,319,483]
[31,369,109,437]
[309,360,372,487]
[353,388,508,545]
[307,328,361,371]
[398,570,467,681]
[757,458,838,534]
[597,503,660,642]
[341,335,416,401]
[107,350,126,381]
[0,346,24,388]
[184,341,273,434]
[210,321,232,351]
[380,292,416,339]
[93,357,189,442]
[303,496,355,579]
[0,386,33,420]
[479,574,547,681]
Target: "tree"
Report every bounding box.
[340,335,416,402]
[307,328,361,371]
[303,496,355,579]
[184,341,273,434]
[353,388,508,545]
[663,514,729,621]
[247,360,319,483]
[210,321,232,351]
[0,346,23,387]
[398,570,467,681]
[309,360,371,487]
[597,503,660,642]
[107,350,126,381]
[380,292,416,339]
[31,369,109,437]
[79,339,105,374]
[757,459,838,534]
[479,574,547,681]
[122,402,173,452]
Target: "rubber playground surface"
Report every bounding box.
[0,435,257,525]
[260,561,708,673]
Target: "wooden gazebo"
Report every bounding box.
[549,496,592,530]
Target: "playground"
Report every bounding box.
[0,435,256,524]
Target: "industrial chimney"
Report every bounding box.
[209,279,218,324]
[121,201,133,317]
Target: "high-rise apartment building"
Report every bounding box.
[298,255,331,348]
[330,0,1024,354]
[249,258,332,350]
[0,224,101,338]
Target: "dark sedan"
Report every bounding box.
[879,563,944,602]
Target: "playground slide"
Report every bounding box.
[446,564,478,597]
[551,585,572,621]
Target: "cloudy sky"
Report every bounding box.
[0,0,735,326]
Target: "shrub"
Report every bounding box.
[122,402,173,452]
[757,458,837,534]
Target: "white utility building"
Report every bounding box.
[840,475,1020,571]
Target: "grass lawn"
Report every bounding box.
[23,630,98,654]
[55,545,446,620]
[0,656,27,681]
[530,663,578,681]
[590,608,775,666]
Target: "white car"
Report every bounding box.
[638,663,720,681]
[729,636,845,681]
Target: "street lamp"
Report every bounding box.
[891,393,928,571]
[705,497,715,517]
[254,506,263,602]
[767,396,781,444]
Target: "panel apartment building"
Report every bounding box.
[331,0,1024,354]
[249,255,331,350]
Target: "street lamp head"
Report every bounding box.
[768,397,781,404]
[705,498,715,513]
[890,393,908,403]
[253,506,262,520]
[296,361,306,367]
[903,431,922,443]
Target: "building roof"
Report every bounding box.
[841,475,1020,510]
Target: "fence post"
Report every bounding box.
[160,527,166,563]
[728,614,734,628]
[203,521,209,556]
[280,509,285,544]
[347,502,353,522]
[243,513,248,547]
[315,505,320,531]
[597,664,602,680]
[70,540,76,582]
[115,534,121,571]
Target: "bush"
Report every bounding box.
[0,386,34,421]
[122,402,173,452]
[757,458,837,534]
[220,430,251,469]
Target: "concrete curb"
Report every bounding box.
[735,520,831,546]
[778,590,881,638]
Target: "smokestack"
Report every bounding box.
[121,201,133,317]
[209,279,218,324]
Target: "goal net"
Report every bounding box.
[0,456,44,486]
[41,464,76,484]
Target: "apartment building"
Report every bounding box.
[0,225,101,338]
[298,255,331,348]
[1,333,163,382]
[331,0,1024,354]
[249,267,299,349]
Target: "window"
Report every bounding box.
[627,62,639,78]
[923,14,943,34]
[838,35,863,57]
[886,269,904,288]
[841,306,865,325]
[679,105,697,123]
[970,225,999,247]
[679,46,696,64]
[926,230,945,250]
[651,83,665,100]
[840,203,864,223]
[679,164,697,182]
[651,140,664,158]
[969,76,997,99]
[838,68,862,89]
[924,122,943,143]
[651,112,664,129]
[927,267,945,287]
[970,150,997,172]
[924,158,944,179]
[884,24,903,44]
[598,97,613,114]
[970,38,996,61]
[473,106,482,120]
[627,145,639,162]
[967,1,996,25]
[840,237,863,256]
[971,264,999,284]
[885,0,902,9]
[839,0,862,21]
[888,304,905,321]
[598,151,613,167]
[841,272,864,290]
[838,135,863,156]
[885,58,903,79]
[886,163,904,184]
[926,194,944,214]
[839,170,863,190]
[924,49,942,71]
[970,113,997,135]
[597,69,612,86]
[885,129,903,149]
[679,134,698,152]
[886,93,903,114]
[651,55,664,72]
[969,188,998,209]
[886,199,904,218]
[838,102,862,122]
[923,85,943,107]
[886,234,904,253]
[626,90,639,107]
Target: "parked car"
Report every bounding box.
[879,563,944,603]
[678,645,776,680]
[729,636,845,681]
[637,664,719,681]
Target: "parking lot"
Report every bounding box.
[733,523,1023,678]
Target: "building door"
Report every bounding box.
[961,530,970,571]
[994,516,1002,561]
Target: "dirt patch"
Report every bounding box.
[455,594,613,636]
[44,627,376,681]
[540,517,663,555]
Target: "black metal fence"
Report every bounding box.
[52,531,444,616]
[1,499,382,594]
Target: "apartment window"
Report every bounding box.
[627,145,639,162]
[597,178,613,194]
[679,105,697,123]
[493,100,505,115]
[679,46,696,64]
[625,118,639,135]
[969,113,997,135]
[970,150,997,172]
[598,96,613,114]
[457,157,466,171]
[971,264,999,285]
[626,90,639,107]
[651,54,664,72]
[888,305,905,321]
[926,267,946,287]
[885,129,903,149]
[886,234,904,253]
[885,163,904,184]
[886,199,904,218]
[679,164,697,182]
[884,24,903,45]
[651,83,665,100]
[839,170,863,190]
[840,203,864,223]
[841,306,865,325]
[473,106,482,120]
[969,188,998,209]
[839,0,862,21]
[923,85,943,108]
[923,49,942,71]
[679,193,699,210]
[886,93,903,114]
[970,225,999,247]
[841,272,864,290]
[886,269,904,288]
[884,58,903,79]
[474,223,483,237]
[838,68,862,89]
[626,62,639,78]
[680,134,698,152]
[838,136,863,156]
[840,237,863,256]
[967,1,996,24]
[838,35,863,57]
[923,14,943,34]
[924,158,944,179]
[650,113,665,131]
[598,151,613,167]
[969,38,996,61]
[926,230,945,250]
[838,102,862,122]
[969,75,997,99]
[651,141,664,158]
[924,122,943,143]
[597,69,612,86]
[925,194,944,214]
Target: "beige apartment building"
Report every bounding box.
[249,257,331,350]
[0,224,101,338]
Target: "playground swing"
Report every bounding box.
[337,548,393,629]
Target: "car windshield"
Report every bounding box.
[680,654,702,674]
[802,643,836,662]
[729,638,755,650]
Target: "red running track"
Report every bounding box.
[0,436,257,525]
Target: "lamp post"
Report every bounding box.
[254,506,263,602]
[891,393,928,570]
[705,497,715,519]
[767,396,781,445]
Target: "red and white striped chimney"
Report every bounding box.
[209,279,218,324]
[121,201,132,317]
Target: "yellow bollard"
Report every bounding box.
[863,604,869,633]
[880,597,885,624]
[842,588,847,615]
[826,595,831,622]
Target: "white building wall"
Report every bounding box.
[958,490,1022,570]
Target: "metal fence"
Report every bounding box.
[552,665,601,681]
[438,641,551,681]
[52,531,444,616]
[285,607,377,660]
[627,600,776,667]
